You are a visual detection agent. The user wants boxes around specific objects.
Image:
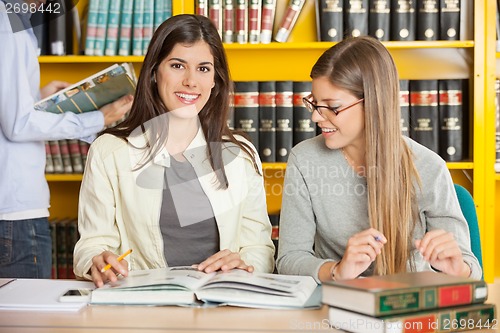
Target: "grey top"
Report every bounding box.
[276,135,482,282]
[160,156,219,267]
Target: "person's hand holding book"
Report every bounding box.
[40,81,71,99]
[100,94,134,126]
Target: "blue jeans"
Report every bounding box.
[0,217,52,278]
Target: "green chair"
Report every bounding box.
[454,184,483,278]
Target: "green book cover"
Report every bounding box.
[35,63,136,114]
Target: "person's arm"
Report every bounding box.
[73,137,123,281]
[415,154,481,279]
[236,152,275,273]
[276,152,335,282]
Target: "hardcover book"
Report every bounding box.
[248,0,262,43]
[258,81,276,162]
[322,271,488,317]
[368,0,390,41]
[209,0,223,38]
[234,81,260,151]
[274,0,305,42]
[390,0,416,41]
[260,0,277,43]
[344,0,368,38]
[235,0,248,43]
[316,0,343,42]
[275,81,294,162]
[223,0,235,43]
[438,79,464,162]
[34,63,137,114]
[292,81,315,146]
[90,267,319,309]
[416,0,439,40]
[329,303,496,333]
[440,0,460,40]
[409,79,439,153]
[399,79,410,137]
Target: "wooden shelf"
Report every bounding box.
[496,174,500,181]
[45,174,83,181]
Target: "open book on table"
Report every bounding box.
[34,63,136,114]
[90,267,320,309]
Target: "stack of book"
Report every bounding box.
[323,271,496,333]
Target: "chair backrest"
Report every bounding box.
[453,184,483,277]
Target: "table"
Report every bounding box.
[0,279,498,333]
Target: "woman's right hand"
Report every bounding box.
[90,251,129,288]
[335,228,386,280]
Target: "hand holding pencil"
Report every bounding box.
[90,249,133,288]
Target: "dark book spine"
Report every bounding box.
[259,81,276,162]
[235,0,248,43]
[409,80,439,153]
[439,0,460,40]
[293,81,315,146]
[223,0,235,43]
[399,79,410,137]
[390,0,416,41]
[369,0,390,40]
[234,81,260,152]
[438,79,463,161]
[416,0,439,40]
[49,219,57,279]
[56,220,68,279]
[30,10,49,55]
[275,81,294,162]
[317,0,343,41]
[344,0,369,38]
[48,0,68,55]
[248,0,262,44]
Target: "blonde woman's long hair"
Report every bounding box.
[310,36,421,275]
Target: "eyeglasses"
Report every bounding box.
[302,94,364,116]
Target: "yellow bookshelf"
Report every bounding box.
[40,0,496,281]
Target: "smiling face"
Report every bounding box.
[155,41,215,120]
[311,76,365,150]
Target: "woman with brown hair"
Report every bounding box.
[74,14,274,287]
[276,36,481,282]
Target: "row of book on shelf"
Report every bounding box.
[231,79,468,164]
[85,0,172,56]
[41,78,468,174]
[196,0,464,44]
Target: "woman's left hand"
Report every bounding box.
[40,80,71,99]
[196,249,254,273]
[415,229,471,277]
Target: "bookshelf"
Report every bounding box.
[40,0,497,281]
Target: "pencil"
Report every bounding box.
[100,249,133,273]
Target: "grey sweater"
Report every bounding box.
[276,136,482,282]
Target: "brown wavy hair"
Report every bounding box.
[311,36,421,275]
[103,14,258,189]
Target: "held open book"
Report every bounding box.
[90,267,320,309]
[34,63,137,114]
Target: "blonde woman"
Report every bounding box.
[276,36,481,282]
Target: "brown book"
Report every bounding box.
[248,0,262,43]
[323,271,488,317]
[196,0,209,16]
[209,0,223,37]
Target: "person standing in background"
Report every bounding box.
[0,0,133,278]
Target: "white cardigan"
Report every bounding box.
[73,129,275,279]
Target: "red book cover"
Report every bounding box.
[209,0,223,37]
[196,0,208,16]
[438,285,472,307]
[223,0,235,43]
[235,0,248,43]
[260,0,276,44]
[274,0,305,42]
[248,0,262,43]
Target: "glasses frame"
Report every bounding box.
[302,94,364,116]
